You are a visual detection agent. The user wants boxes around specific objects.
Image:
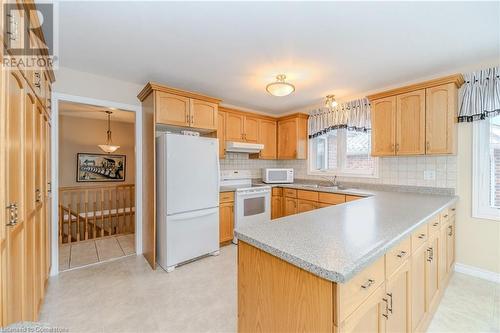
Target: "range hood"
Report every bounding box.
[225,141,264,153]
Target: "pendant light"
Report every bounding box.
[325,94,338,109]
[98,111,120,154]
[266,74,295,97]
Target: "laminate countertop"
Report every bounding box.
[234,189,457,284]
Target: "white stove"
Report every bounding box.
[220,170,271,243]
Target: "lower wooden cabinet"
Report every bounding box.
[219,192,234,244]
[283,197,297,216]
[427,233,440,311]
[385,261,411,333]
[271,195,283,219]
[446,218,455,273]
[411,241,428,332]
[297,199,317,213]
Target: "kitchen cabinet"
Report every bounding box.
[217,111,226,158]
[277,114,308,159]
[283,197,297,216]
[411,241,428,332]
[297,199,317,213]
[446,218,455,273]
[190,99,218,130]
[271,196,283,219]
[368,75,464,157]
[427,233,440,311]
[345,195,363,202]
[258,119,277,159]
[244,116,259,143]
[396,89,426,155]
[426,83,457,154]
[219,192,234,244]
[385,261,411,333]
[225,112,245,141]
[155,92,191,127]
[371,96,397,156]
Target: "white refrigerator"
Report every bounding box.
[156,133,220,272]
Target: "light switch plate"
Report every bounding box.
[423,170,436,181]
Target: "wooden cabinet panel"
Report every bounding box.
[427,233,439,311]
[411,223,428,253]
[283,188,297,198]
[438,223,448,285]
[297,199,317,213]
[426,83,456,154]
[244,116,259,143]
[297,190,319,201]
[385,237,410,277]
[318,192,345,205]
[219,203,234,244]
[277,116,308,160]
[272,187,283,196]
[225,113,245,142]
[396,89,425,155]
[217,111,226,158]
[446,218,455,273]
[345,195,362,202]
[271,196,283,220]
[411,243,427,332]
[155,92,190,126]
[219,191,234,203]
[258,119,277,159]
[386,261,411,333]
[339,284,386,333]
[371,97,396,156]
[190,99,217,130]
[283,197,297,216]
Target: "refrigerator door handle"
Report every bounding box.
[167,207,219,221]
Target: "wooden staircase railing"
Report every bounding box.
[59,184,135,244]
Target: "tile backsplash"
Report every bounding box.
[221,153,457,190]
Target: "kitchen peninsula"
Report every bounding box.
[236,190,457,333]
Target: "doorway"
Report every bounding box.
[52,96,141,273]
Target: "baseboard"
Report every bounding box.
[454,262,500,284]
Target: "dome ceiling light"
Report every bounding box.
[266,74,295,97]
[325,94,338,109]
[98,111,121,154]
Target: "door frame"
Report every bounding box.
[50,92,142,276]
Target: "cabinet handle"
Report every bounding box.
[191,115,194,124]
[451,208,456,212]
[382,297,389,319]
[396,250,407,258]
[361,279,375,289]
[418,233,426,239]
[6,203,18,226]
[47,182,52,194]
[395,143,400,152]
[427,247,434,262]
[426,141,430,151]
[35,188,42,203]
[386,292,393,313]
[443,214,449,218]
[433,222,439,227]
[448,225,453,237]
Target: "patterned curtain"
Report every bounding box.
[308,98,371,138]
[459,66,500,122]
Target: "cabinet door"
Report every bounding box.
[446,218,455,273]
[427,233,439,312]
[5,70,26,325]
[283,197,297,216]
[411,243,428,332]
[190,99,218,130]
[34,103,44,310]
[426,83,456,154]
[244,116,259,143]
[225,113,245,142]
[155,92,190,126]
[258,119,277,159]
[271,196,282,220]
[277,119,297,159]
[339,285,386,333]
[297,199,317,213]
[217,111,226,159]
[438,222,448,284]
[396,89,425,155]
[219,203,234,244]
[371,97,396,156]
[386,261,411,333]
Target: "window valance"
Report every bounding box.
[458,66,500,122]
[308,98,371,138]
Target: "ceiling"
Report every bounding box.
[55,1,499,114]
[59,101,135,123]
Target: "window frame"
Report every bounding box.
[472,119,500,221]
[307,129,379,178]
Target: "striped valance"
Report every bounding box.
[459,66,500,122]
[308,98,371,138]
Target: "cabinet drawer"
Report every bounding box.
[318,192,345,205]
[297,190,319,201]
[411,223,429,252]
[385,237,411,277]
[219,192,234,203]
[345,195,363,202]
[272,187,283,196]
[429,215,441,235]
[283,188,297,198]
[336,256,385,324]
[297,199,318,213]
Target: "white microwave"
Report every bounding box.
[262,168,294,184]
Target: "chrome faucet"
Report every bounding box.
[321,175,338,187]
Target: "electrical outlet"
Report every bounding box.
[423,170,436,181]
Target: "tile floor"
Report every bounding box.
[59,234,135,271]
[41,244,498,332]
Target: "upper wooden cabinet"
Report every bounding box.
[258,119,277,159]
[217,111,226,158]
[244,116,259,143]
[277,114,308,160]
[225,112,245,141]
[368,74,463,156]
[138,82,222,131]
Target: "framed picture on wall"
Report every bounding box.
[76,153,126,182]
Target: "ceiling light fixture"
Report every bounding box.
[325,94,338,109]
[266,74,295,97]
[98,111,120,154]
